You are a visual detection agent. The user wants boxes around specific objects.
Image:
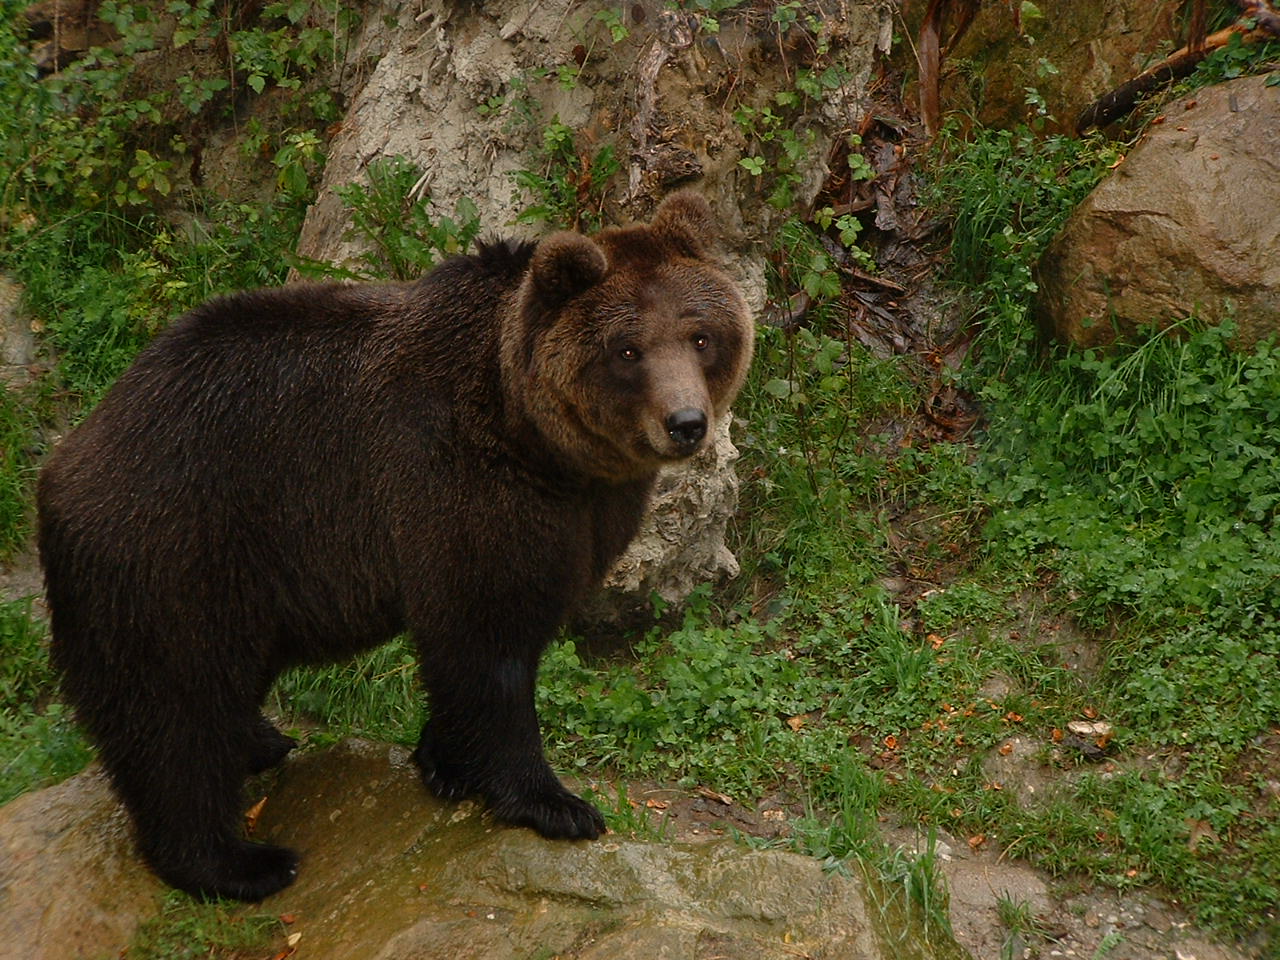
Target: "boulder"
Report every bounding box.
[1036,75,1280,348]
[0,766,164,960]
[0,739,971,959]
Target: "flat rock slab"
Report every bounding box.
[261,739,950,959]
[0,739,968,959]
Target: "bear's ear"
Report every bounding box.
[650,190,719,258]
[528,232,609,309]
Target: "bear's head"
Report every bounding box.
[503,192,754,482]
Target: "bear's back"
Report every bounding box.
[37,241,538,563]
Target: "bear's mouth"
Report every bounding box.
[643,423,710,463]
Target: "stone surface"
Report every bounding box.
[0,275,37,386]
[290,0,891,625]
[0,765,163,960]
[1036,75,1280,348]
[0,739,968,959]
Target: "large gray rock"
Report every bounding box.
[0,740,970,959]
[1036,75,1280,348]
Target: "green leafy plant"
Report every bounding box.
[330,155,481,281]
[511,120,620,231]
[733,103,817,210]
[594,7,629,44]
[1184,31,1280,87]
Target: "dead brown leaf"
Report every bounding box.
[244,796,267,835]
[1186,818,1220,852]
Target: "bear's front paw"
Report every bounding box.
[492,787,607,840]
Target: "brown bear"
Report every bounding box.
[36,191,753,902]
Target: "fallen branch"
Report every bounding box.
[1076,0,1280,133]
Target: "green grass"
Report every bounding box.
[0,385,42,552]
[125,892,284,960]
[268,635,424,744]
[0,598,91,803]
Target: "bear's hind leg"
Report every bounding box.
[94,693,299,901]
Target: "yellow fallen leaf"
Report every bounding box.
[244,796,267,834]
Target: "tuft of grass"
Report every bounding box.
[269,635,424,744]
[996,894,1049,960]
[0,598,92,803]
[581,782,671,840]
[126,892,284,960]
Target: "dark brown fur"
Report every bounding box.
[36,192,753,901]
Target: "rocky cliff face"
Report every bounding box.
[291,0,892,628]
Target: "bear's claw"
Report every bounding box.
[494,789,607,840]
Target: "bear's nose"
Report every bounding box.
[666,408,708,451]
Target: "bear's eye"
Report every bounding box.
[693,333,710,351]
[619,346,641,362]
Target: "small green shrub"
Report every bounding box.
[511,120,620,231]
[328,156,481,281]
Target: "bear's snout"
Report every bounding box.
[665,407,708,452]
